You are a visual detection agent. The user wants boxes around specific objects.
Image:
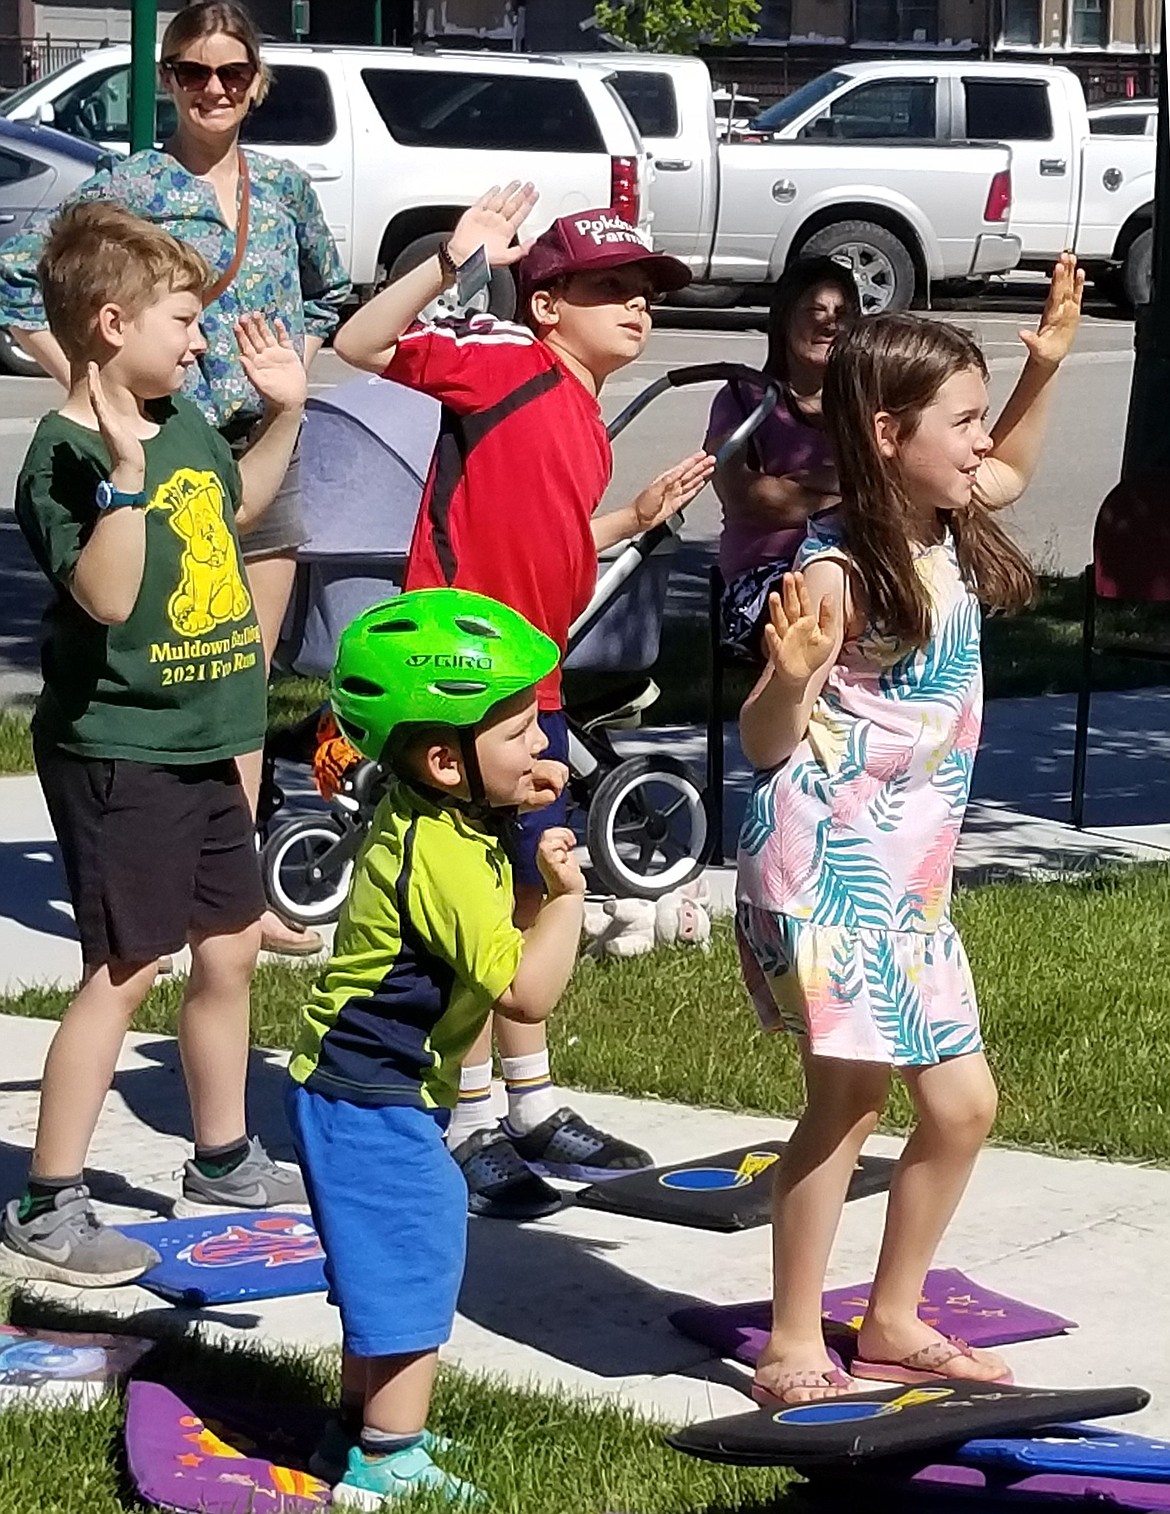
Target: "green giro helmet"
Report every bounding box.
[330,588,560,764]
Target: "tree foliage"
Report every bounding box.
[592,0,761,53]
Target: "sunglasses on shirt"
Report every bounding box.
[164,59,259,94]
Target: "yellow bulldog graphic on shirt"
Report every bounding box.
[148,468,252,636]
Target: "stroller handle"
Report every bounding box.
[606,362,780,469]
[569,365,780,654]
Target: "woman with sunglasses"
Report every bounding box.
[0,0,350,956]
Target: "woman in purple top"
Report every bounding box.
[708,252,1086,658]
[705,258,860,656]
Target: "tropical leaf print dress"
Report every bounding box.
[736,518,983,1065]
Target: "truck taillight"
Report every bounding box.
[611,156,639,223]
[984,170,1011,224]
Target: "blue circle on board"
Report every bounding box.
[773,1400,889,1426]
[659,1167,741,1191]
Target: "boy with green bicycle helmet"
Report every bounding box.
[286,588,585,1507]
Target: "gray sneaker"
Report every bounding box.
[0,1185,160,1288]
[173,1138,309,1217]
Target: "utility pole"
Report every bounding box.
[129,0,158,153]
[373,0,384,45]
[1120,0,1170,475]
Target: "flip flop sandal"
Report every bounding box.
[751,1366,854,1409]
[850,1334,1014,1385]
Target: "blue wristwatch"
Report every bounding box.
[95,480,148,512]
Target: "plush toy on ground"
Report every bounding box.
[582,880,712,960]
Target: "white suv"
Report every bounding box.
[1,43,649,319]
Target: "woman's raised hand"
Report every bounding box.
[1020,251,1085,370]
[448,182,539,269]
[763,572,841,686]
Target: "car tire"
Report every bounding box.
[0,327,45,377]
[386,232,517,323]
[796,220,916,314]
[1121,227,1153,310]
[666,282,744,310]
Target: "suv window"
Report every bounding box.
[607,71,679,139]
[243,65,335,146]
[0,147,46,183]
[1089,112,1150,135]
[964,80,1052,141]
[47,64,175,145]
[362,69,604,153]
[800,78,937,140]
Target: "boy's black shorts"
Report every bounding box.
[35,737,266,967]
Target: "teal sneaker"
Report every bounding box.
[310,1421,461,1485]
[332,1442,483,1508]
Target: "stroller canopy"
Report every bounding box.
[299,375,440,560]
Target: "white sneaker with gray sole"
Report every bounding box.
[0,1185,160,1288]
[172,1137,309,1217]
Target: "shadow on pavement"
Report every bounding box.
[460,1214,750,1399]
[0,837,74,940]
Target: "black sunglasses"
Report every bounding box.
[164,59,258,93]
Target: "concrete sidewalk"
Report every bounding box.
[0,1012,1165,1433]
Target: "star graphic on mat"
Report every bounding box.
[177,1453,203,1468]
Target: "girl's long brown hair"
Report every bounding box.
[822,314,1035,649]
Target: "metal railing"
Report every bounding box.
[0,34,102,93]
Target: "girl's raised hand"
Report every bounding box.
[1020,251,1085,369]
[763,572,841,687]
[236,315,308,414]
[448,182,539,269]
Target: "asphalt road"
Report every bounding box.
[0,283,1136,701]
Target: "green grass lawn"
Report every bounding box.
[0,1297,793,1514]
[6,865,1170,1166]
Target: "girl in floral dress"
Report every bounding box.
[735,274,1080,1409]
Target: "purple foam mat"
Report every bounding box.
[670,1268,1076,1367]
[125,1380,332,1513]
[806,1460,1170,1510]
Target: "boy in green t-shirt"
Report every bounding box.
[0,202,308,1289]
[286,589,585,1507]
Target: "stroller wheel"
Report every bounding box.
[586,754,708,901]
[260,815,355,928]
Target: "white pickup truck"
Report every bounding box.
[746,59,1155,307]
[570,54,1019,314]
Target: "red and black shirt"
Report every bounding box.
[389,315,611,710]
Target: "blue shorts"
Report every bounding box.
[285,1082,468,1358]
[508,709,570,890]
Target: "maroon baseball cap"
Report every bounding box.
[519,209,692,298]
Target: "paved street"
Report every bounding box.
[0,283,1136,701]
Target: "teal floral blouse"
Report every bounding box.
[0,148,350,431]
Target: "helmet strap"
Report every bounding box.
[459,729,487,807]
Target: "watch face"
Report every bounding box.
[96,481,114,510]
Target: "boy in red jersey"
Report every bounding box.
[335,185,714,1216]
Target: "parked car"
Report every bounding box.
[0,42,651,319]
[566,54,1018,313]
[745,60,1156,307]
[0,117,104,374]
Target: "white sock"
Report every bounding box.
[446,1060,496,1149]
[501,1051,560,1135]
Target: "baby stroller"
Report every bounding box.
[260,362,779,923]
